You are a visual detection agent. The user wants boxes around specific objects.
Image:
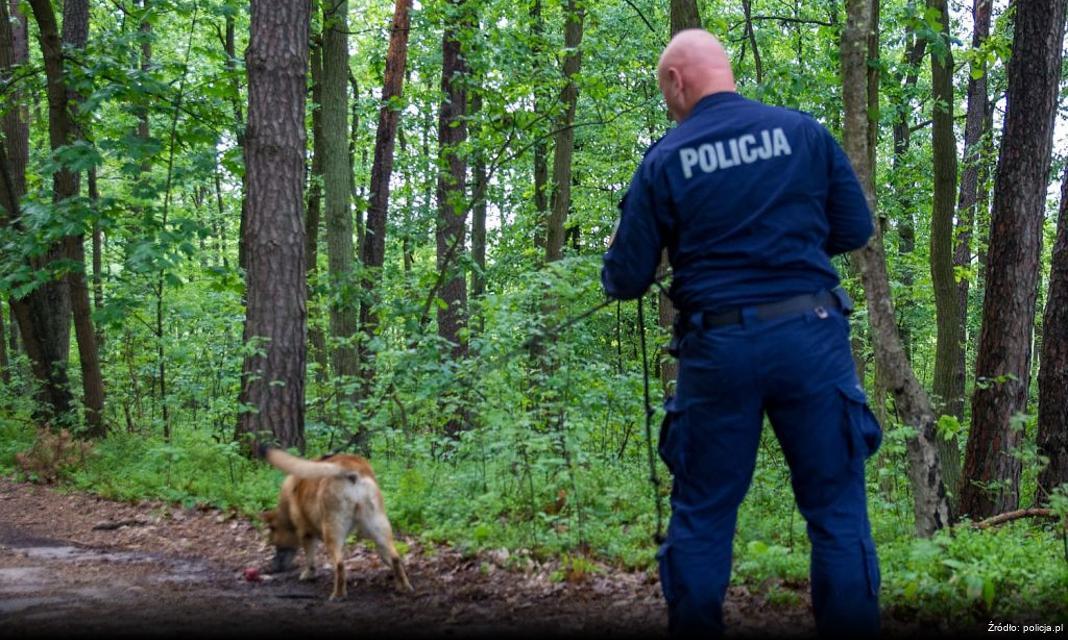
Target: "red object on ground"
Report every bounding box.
[243,567,262,582]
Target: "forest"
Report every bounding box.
[0,0,1066,632]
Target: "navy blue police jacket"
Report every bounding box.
[601,91,873,312]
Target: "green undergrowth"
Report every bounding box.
[1,413,1065,623]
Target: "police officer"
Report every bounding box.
[602,30,883,636]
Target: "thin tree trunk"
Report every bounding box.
[436,0,470,436]
[307,36,328,381]
[544,0,583,262]
[470,91,488,331]
[359,0,413,411]
[0,298,7,385]
[60,0,106,437]
[947,0,991,509]
[1036,166,1068,504]
[236,0,310,452]
[842,0,949,537]
[960,0,1067,519]
[222,12,250,274]
[741,0,763,84]
[531,0,548,249]
[321,0,359,403]
[927,0,961,513]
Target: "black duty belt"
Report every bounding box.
[677,287,854,332]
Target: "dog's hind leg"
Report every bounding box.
[365,510,413,592]
[322,527,347,600]
[299,536,318,581]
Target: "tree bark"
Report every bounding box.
[321,0,359,401]
[60,0,106,437]
[1036,166,1068,504]
[436,0,469,360]
[359,0,413,404]
[947,0,991,509]
[670,0,701,34]
[236,0,310,451]
[436,0,470,437]
[221,11,250,274]
[926,0,961,512]
[306,35,328,381]
[544,0,584,263]
[842,0,949,537]
[531,0,548,248]
[960,0,1067,519]
[470,91,488,326]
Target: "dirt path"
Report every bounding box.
[0,476,916,638]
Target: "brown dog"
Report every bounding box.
[262,448,413,599]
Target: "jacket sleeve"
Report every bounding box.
[601,157,668,300]
[824,131,875,256]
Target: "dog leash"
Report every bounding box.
[330,272,673,545]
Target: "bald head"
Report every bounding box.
[657,29,736,122]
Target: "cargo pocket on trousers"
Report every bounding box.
[861,537,881,597]
[837,381,883,459]
[658,396,687,477]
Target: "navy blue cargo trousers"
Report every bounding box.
[656,297,883,636]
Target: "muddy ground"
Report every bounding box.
[0,476,1003,638]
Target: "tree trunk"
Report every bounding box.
[359,0,413,406]
[236,0,310,452]
[436,0,470,437]
[90,167,104,343]
[0,298,7,385]
[321,0,358,401]
[1036,166,1068,504]
[0,0,75,420]
[670,0,701,34]
[948,0,991,508]
[436,0,469,359]
[842,0,949,537]
[59,0,106,437]
[960,0,1067,519]
[544,0,583,263]
[307,36,328,382]
[926,0,961,512]
[222,12,250,274]
[470,91,488,328]
[531,0,548,248]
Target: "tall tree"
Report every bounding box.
[531,0,548,244]
[544,0,584,262]
[946,0,992,509]
[321,0,359,402]
[842,0,949,537]
[1037,166,1068,504]
[307,33,327,380]
[60,0,106,437]
[960,0,1067,519]
[470,88,488,327]
[436,0,470,437]
[926,0,961,509]
[359,0,413,408]
[236,0,310,451]
[436,0,469,360]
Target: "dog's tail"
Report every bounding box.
[265,448,359,481]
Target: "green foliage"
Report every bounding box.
[0,0,1065,627]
